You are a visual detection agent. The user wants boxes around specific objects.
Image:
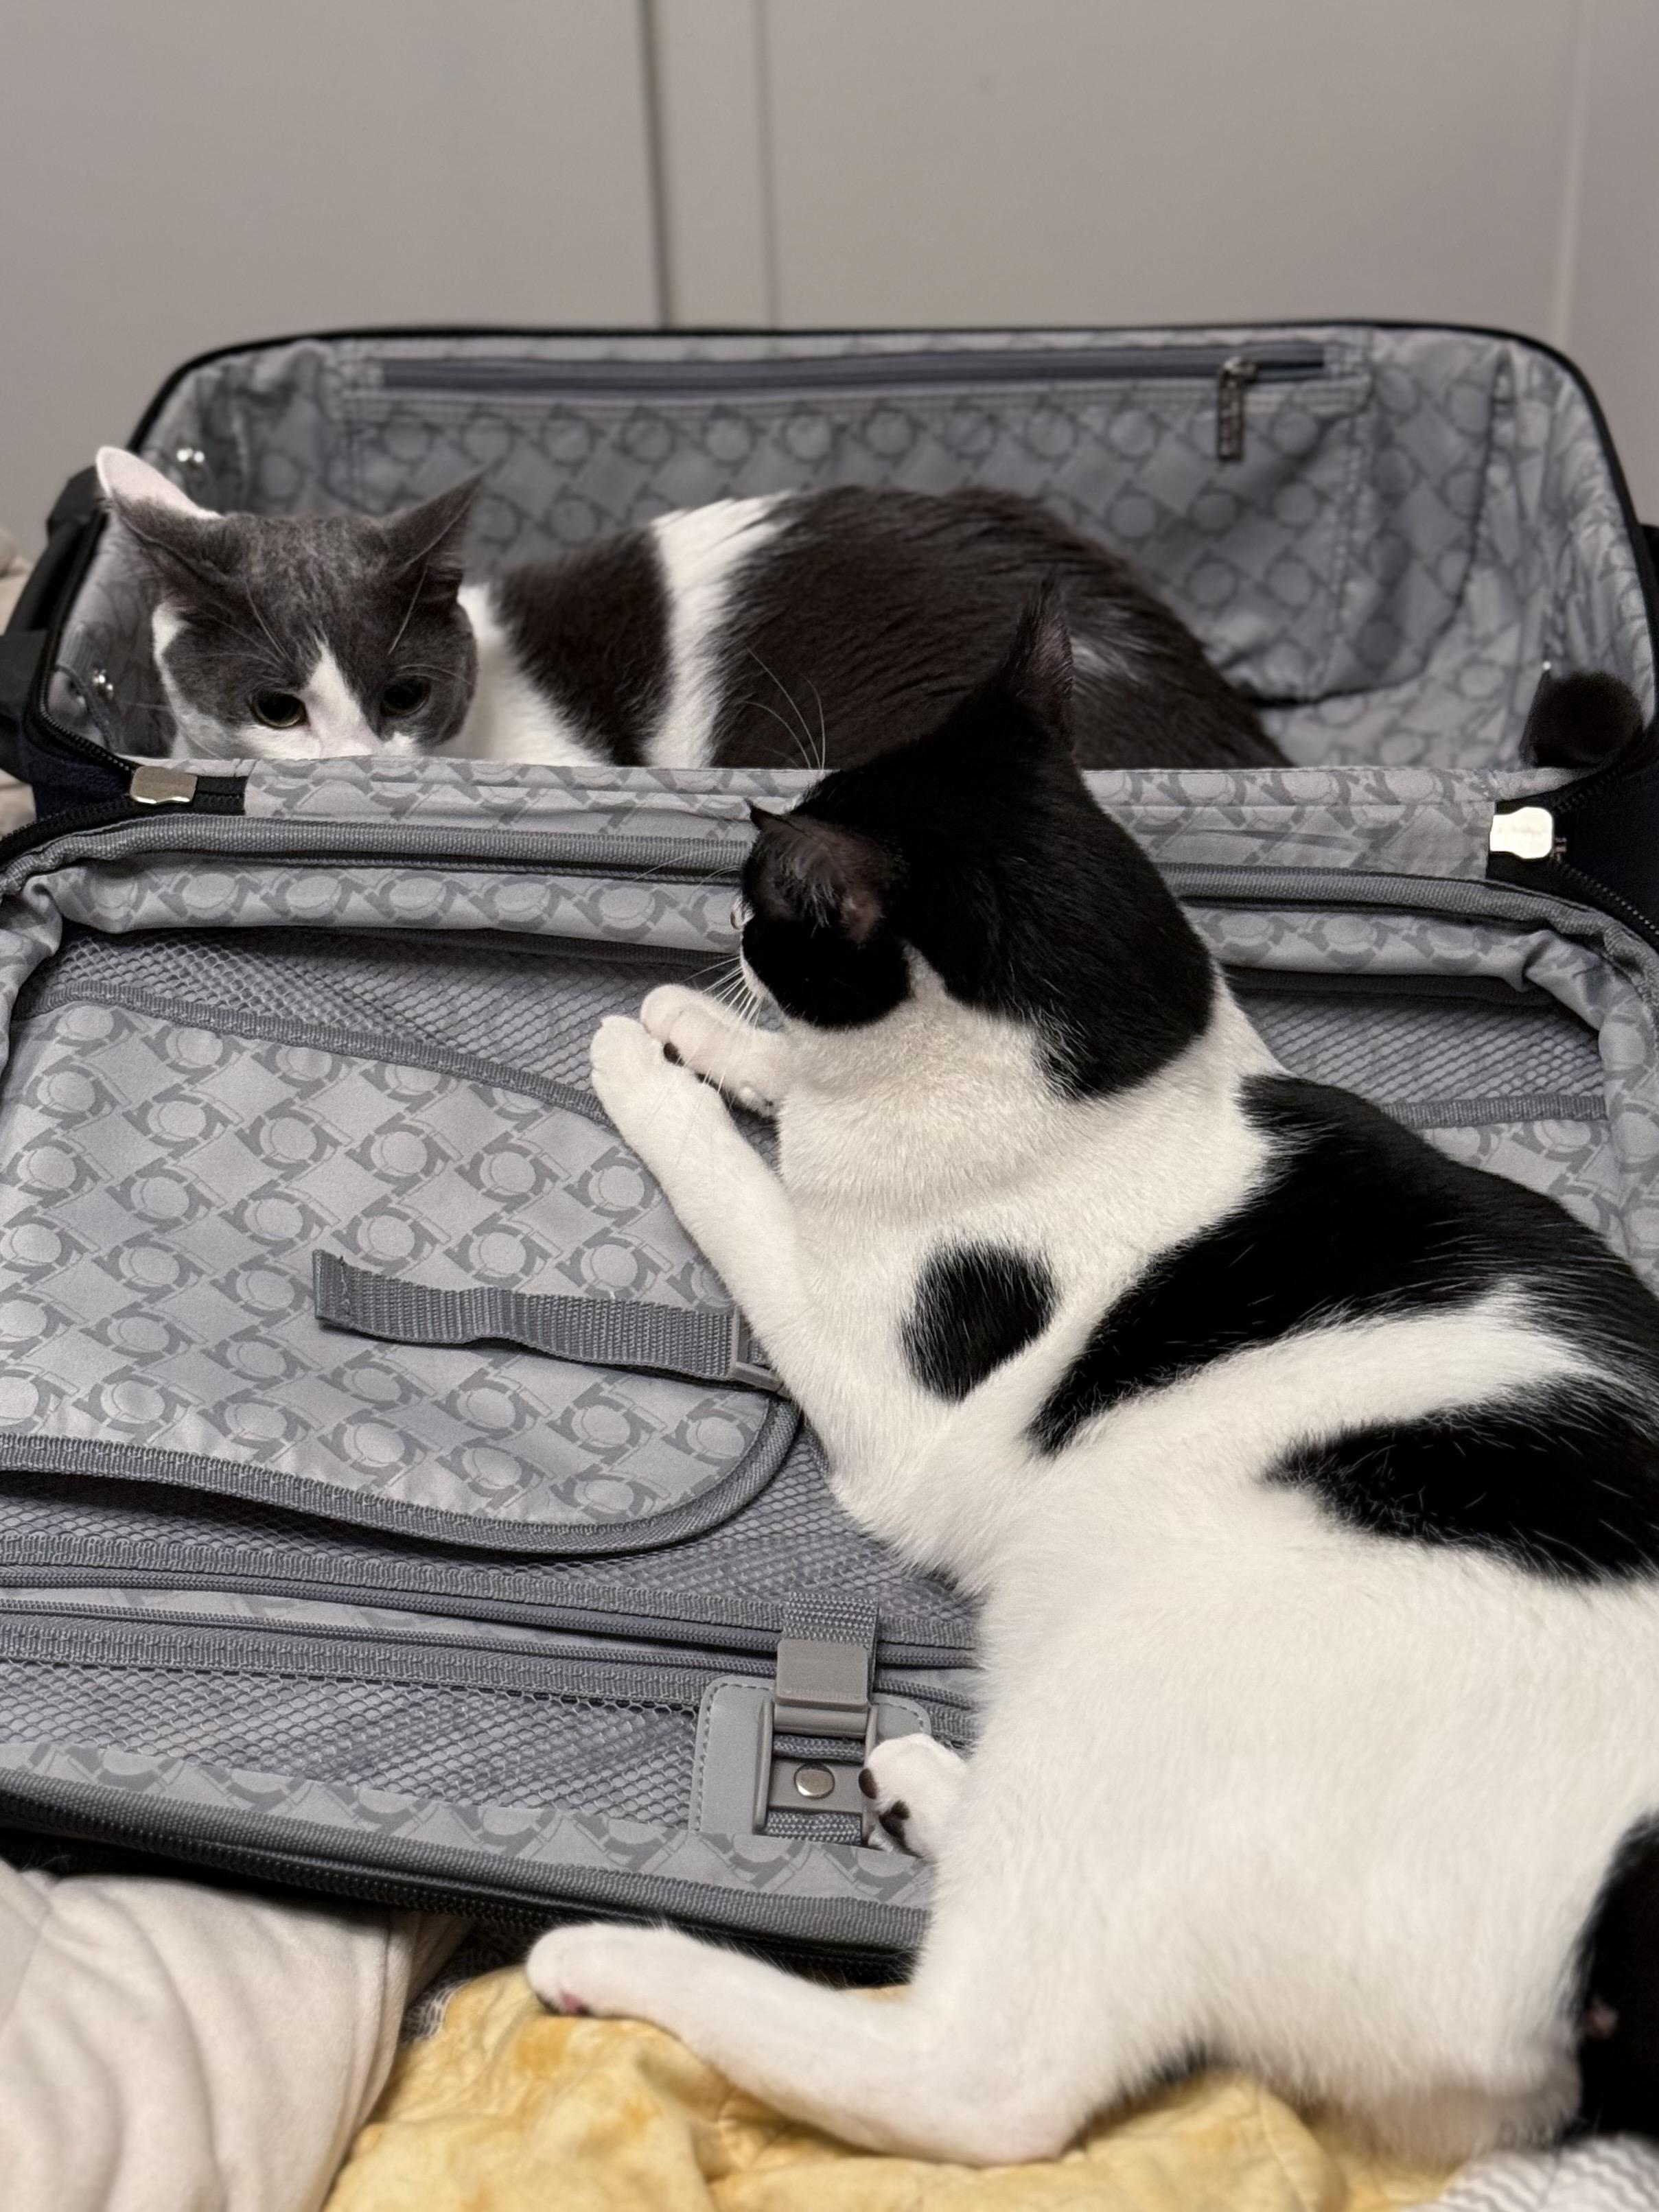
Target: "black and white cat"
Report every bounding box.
[526,598,1659,2164]
[95,447,1281,772]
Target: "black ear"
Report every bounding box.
[994,584,1074,741]
[378,476,480,593]
[1522,669,1649,772]
[750,805,894,942]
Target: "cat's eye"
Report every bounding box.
[380,677,429,717]
[251,690,305,729]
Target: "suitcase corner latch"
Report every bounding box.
[690,1635,929,1848]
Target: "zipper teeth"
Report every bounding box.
[378,342,1332,398]
[0,1616,971,1741]
[0,1773,920,1961]
[0,1573,971,1674]
[1,813,750,889]
[0,1595,782,1673]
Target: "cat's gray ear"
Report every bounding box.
[97,447,220,526]
[96,446,235,592]
[996,584,1074,741]
[377,477,480,594]
[749,804,893,942]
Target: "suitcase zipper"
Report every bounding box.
[0,1767,924,1965]
[380,340,1332,467]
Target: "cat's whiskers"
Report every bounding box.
[735,694,819,774]
[743,646,824,773]
[387,561,432,657]
[807,678,829,773]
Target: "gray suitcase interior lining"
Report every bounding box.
[48,324,1654,773]
[1,824,1657,1930]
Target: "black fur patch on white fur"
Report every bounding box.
[903,1244,1058,1403]
[1032,1075,1659,1580]
[492,530,671,765]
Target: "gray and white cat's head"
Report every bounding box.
[96,450,479,761]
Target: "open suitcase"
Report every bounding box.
[0,324,1656,1975]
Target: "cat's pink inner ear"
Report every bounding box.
[96,446,217,524]
[767,813,892,943]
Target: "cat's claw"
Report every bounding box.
[526,1920,705,2025]
[857,1734,969,1861]
[640,985,780,1114]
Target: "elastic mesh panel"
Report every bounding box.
[19,933,1603,1125]
[1240,989,1601,1106]
[0,1656,697,1821]
[16,928,719,1092]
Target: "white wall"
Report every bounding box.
[0,0,659,548]
[5,0,1659,548]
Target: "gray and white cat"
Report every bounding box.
[95,447,1281,772]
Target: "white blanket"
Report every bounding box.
[0,1850,458,2212]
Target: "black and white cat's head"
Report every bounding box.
[739,594,1216,1099]
[95,449,480,760]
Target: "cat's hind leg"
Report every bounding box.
[526,1762,1181,2165]
[640,984,787,1112]
[524,1915,1100,2164]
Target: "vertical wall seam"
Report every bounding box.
[752,0,782,327]
[638,0,675,328]
[1551,0,1595,350]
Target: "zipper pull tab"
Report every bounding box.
[1489,804,1562,863]
[1216,355,1260,463]
[128,765,198,806]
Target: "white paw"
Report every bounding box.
[526,1919,701,2023]
[639,985,777,1114]
[858,1732,968,1860]
[639,983,715,1051]
[589,1014,703,1138]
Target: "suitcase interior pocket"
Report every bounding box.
[0,924,797,1552]
[338,342,1370,706]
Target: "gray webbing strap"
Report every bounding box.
[312,1252,780,1393]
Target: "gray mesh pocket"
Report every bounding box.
[0,1640,701,1825]
[1239,983,1603,1121]
[16,925,717,1093]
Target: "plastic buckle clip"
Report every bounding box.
[728,1309,779,1392]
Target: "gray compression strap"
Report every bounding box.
[312,1252,780,1392]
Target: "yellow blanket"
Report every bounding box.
[324,1968,1457,2211]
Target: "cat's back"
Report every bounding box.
[469,486,1277,773]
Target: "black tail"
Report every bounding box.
[1521,668,1650,775]
[1575,1822,1659,2139]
